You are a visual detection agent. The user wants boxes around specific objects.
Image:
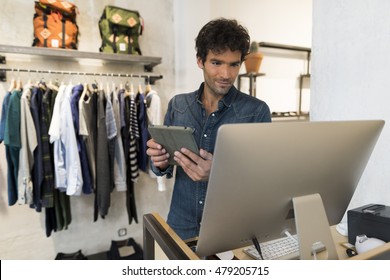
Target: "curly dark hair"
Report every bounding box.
[195,18,250,64]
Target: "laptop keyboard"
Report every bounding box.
[243,234,300,260]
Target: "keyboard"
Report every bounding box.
[243,235,300,260]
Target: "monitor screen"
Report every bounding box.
[195,120,384,258]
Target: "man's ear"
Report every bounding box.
[197,57,204,69]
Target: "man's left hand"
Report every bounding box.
[174,148,213,182]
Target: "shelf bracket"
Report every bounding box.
[0,69,6,82]
[145,75,163,85]
[144,64,154,73]
[0,55,5,64]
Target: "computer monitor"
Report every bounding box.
[195,120,384,259]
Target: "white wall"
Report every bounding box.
[173,0,211,97]
[311,0,390,228]
[0,0,174,259]
[174,0,313,113]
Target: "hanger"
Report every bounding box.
[68,71,73,86]
[89,82,98,94]
[38,76,47,91]
[126,82,134,97]
[27,69,32,86]
[82,73,88,95]
[111,73,116,95]
[99,73,103,91]
[121,74,128,91]
[8,77,16,92]
[16,76,23,91]
[8,69,17,92]
[89,79,97,94]
[80,82,89,101]
[145,76,152,94]
[125,75,135,97]
[47,70,58,91]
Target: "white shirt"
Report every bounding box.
[146,90,167,191]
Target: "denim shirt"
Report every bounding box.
[153,83,271,240]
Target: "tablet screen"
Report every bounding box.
[148,125,199,165]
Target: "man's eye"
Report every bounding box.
[211,61,221,65]
[231,63,240,67]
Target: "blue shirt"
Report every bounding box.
[70,84,93,194]
[153,83,271,240]
[0,91,11,143]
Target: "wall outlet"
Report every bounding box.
[118,228,127,237]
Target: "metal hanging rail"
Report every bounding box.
[0,67,163,85]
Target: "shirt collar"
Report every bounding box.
[195,82,237,108]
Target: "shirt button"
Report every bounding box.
[211,113,215,117]
[203,134,207,138]
[199,201,203,205]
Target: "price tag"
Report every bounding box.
[119,43,126,52]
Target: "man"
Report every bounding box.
[147,18,271,240]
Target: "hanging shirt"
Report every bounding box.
[30,86,56,209]
[0,91,11,143]
[146,90,167,192]
[112,89,127,191]
[18,86,37,205]
[123,93,139,224]
[136,91,148,172]
[4,89,23,206]
[128,94,139,182]
[49,84,83,196]
[105,90,117,191]
[71,84,93,194]
[95,89,112,220]
[79,85,97,191]
[42,85,62,237]
[30,86,45,211]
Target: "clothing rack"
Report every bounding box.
[0,67,163,85]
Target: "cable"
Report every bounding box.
[312,247,318,260]
[252,237,264,260]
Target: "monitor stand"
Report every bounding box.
[293,193,339,260]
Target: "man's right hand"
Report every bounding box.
[146,138,170,170]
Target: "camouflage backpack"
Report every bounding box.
[99,6,143,55]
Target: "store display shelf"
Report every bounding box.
[0,44,162,72]
[272,111,310,122]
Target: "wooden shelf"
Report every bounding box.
[0,44,162,72]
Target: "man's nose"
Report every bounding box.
[219,65,230,78]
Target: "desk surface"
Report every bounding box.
[234,225,390,260]
[145,213,390,260]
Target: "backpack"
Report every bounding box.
[99,6,143,55]
[32,0,79,49]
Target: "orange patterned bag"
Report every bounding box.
[32,0,79,49]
